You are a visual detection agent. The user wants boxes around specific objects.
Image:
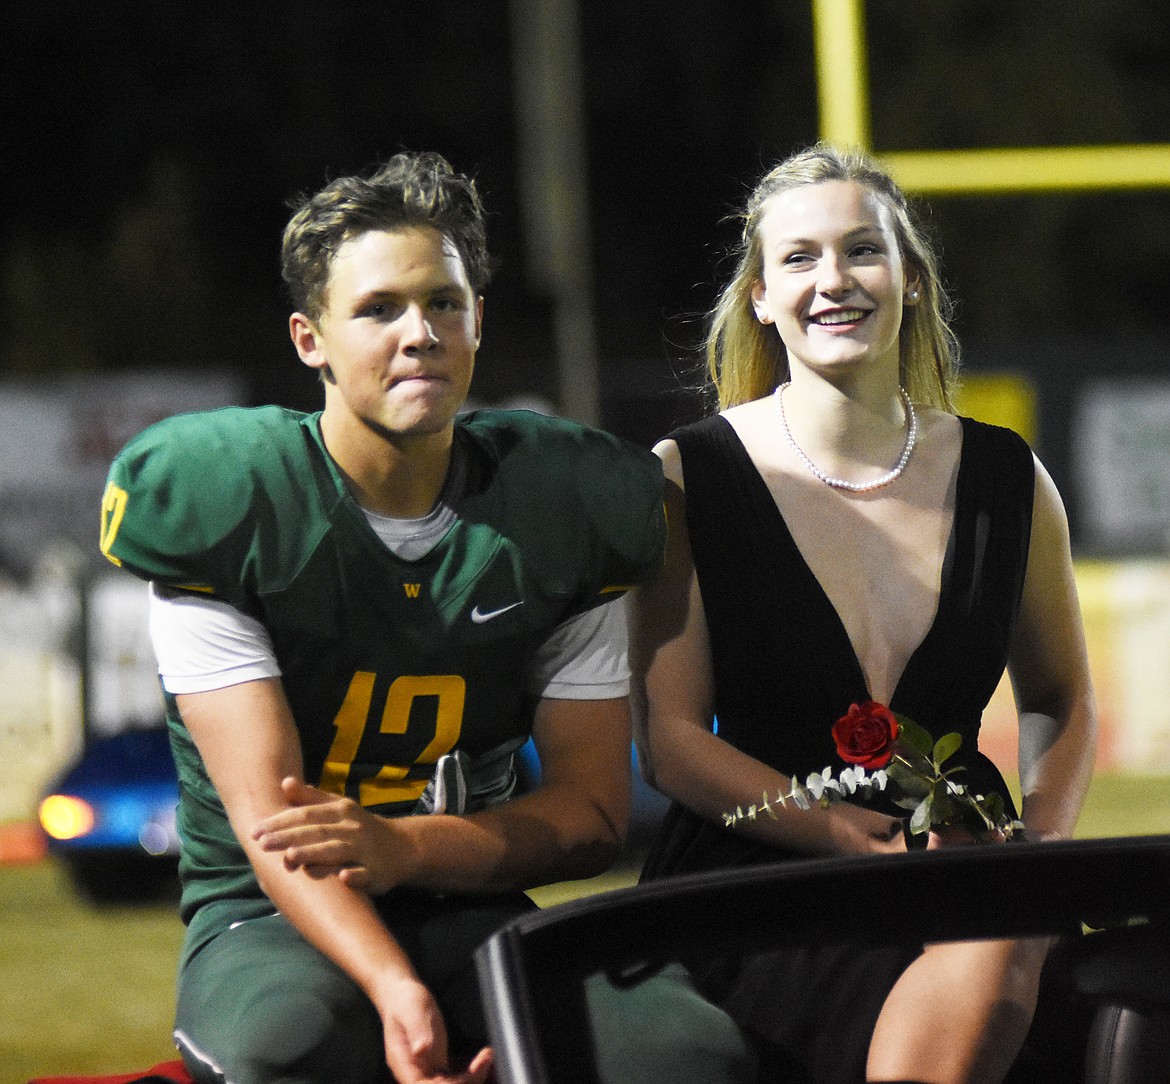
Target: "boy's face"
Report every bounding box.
[291,225,482,445]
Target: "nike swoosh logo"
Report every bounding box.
[470,601,524,624]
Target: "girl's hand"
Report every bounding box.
[925,823,1006,849]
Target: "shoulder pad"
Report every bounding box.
[100,407,326,601]
[461,410,667,595]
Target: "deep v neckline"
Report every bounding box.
[712,415,968,709]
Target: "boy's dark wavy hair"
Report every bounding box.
[281,151,493,321]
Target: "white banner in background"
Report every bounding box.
[1075,379,1170,552]
[0,372,243,823]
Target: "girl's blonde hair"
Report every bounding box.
[706,144,958,411]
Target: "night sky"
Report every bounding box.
[4,2,1169,453]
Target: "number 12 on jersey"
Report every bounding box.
[320,671,466,807]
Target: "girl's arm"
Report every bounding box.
[628,438,906,858]
[1008,457,1097,842]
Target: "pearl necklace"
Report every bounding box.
[774,382,917,493]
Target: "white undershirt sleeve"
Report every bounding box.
[148,584,281,694]
[528,596,630,700]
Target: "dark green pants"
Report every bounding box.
[175,891,754,1084]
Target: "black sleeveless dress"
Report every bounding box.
[640,413,1036,1081]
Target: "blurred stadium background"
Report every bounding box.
[2,0,1169,1076]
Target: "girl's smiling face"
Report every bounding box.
[751,179,918,383]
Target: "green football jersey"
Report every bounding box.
[101,406,665,944]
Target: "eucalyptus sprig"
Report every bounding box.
[722,764,887,828]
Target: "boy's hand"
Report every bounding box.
[252,776,413,893]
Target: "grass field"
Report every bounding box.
[3,773,1168,1081]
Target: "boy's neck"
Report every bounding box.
[321,413,456,519]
